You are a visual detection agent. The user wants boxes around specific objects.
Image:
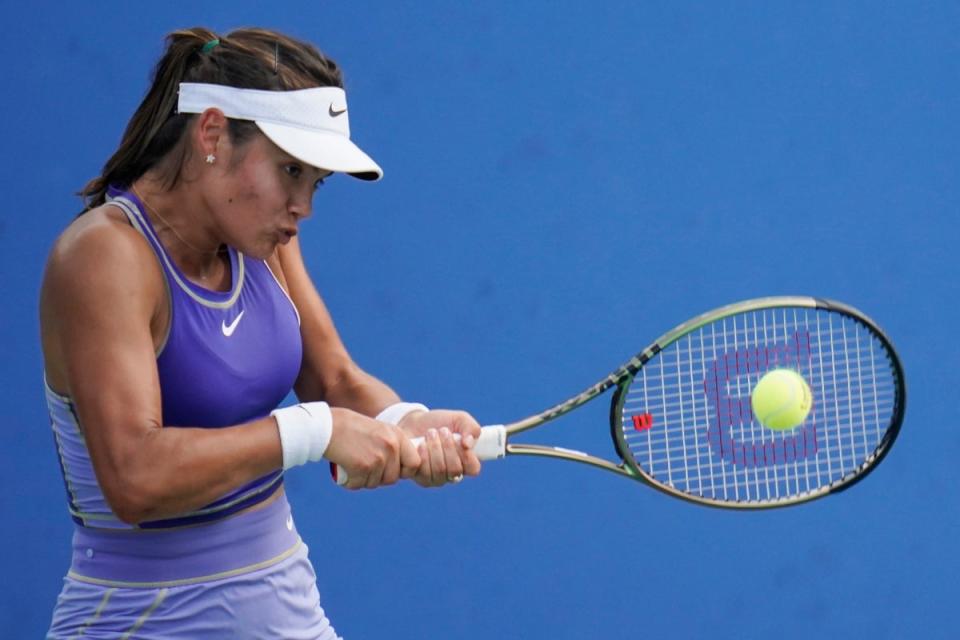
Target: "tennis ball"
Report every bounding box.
[751,368,812,430]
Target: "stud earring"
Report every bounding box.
[205,154,216,164]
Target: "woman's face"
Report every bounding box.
[206,132,331,259]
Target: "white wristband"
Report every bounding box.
[271,402,333,470]
[375,402,429,426]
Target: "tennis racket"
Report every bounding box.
[338,296,905,509]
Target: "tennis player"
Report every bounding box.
[41,27,481,639]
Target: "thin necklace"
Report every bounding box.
[131,185,226,258]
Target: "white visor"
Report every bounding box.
[177,82,382,181]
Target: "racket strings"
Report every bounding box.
[618,307,899,505]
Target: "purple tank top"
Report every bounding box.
[84,187,303,527]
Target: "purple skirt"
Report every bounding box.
[47,496,340,639]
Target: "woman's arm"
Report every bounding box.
[41,214,283,523]
[44,215,428,517]
[274,235,400,413]
[274,236,482,486]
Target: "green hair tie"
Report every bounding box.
[201,39,220,53]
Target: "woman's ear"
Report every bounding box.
[193,108,229,162]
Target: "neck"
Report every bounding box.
[131,178,226,279]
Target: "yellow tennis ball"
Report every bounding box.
[751,368,812,430]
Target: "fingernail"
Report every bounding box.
[427,428,438,440]
[463,434,475,448]
[439,427,451,439]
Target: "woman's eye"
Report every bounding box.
[285,165,303,179]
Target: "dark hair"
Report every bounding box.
[79,27,344,212]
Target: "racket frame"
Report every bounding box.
[497,296,906,509]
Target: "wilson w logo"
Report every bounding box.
[632,413,654,431]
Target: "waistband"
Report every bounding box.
[68,492,301,588]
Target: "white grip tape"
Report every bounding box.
[473,425,508,460]
[272,402,333,470]
[334,425,507,486]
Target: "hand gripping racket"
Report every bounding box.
[338,297,905,509]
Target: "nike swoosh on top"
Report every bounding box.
[222,310,245,337]
[328,104,347,117]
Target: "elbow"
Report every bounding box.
[95,427,172,525]
[102,478,162,525]
[112,506,146,526]
[296,354,357,402]
[106,496,151,526]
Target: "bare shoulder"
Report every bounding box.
[43,204,162,295]
[40,204,167,389]
[48,204,145,260]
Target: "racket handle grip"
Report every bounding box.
[332,425,507,486]
[473,425,508,459]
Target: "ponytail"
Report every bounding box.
[78,27,343,213]
[79,28,220,211]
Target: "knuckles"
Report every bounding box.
[342,409,483,489]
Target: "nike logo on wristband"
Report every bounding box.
[222,310,245,337]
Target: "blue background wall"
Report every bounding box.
[2,2,957,638]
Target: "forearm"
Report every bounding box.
[294,360,400,416]
[103,417,282,524]
[276,238,406,417]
